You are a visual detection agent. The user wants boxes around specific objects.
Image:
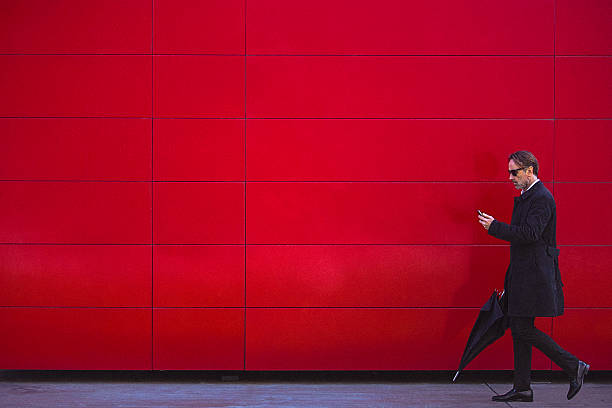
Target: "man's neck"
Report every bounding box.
[522,177,539,194]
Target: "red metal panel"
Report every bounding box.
[0,308,151,369]
[556,57,612,118]
[154,245,244,307]
[247,182,517,244]
[561,246,612,308]
[0,182,151,244]
[4,0,608,373]
[154,119,244,181]
[0,245,151,307]
[0,56,151,117]
[246,57,553,118]
[154,56,244,118]
[247,245,509,307]
[0,119,151,181]
[246,308,550,370]
[553,309,612,370]
[154,0,244,54]
[556,0,612,55]
[154,182,244,244]
[554,120,612,182]
[247,0,553,55]
[154,308,244,370]
[556,183,612,245]
[0,0,151,53]
[247,119,553,181]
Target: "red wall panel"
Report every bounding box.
[0,56,151,117]
[154,56,244,118]
[0,0,151,53]
[0,182,151,244]
[553,309,612,370]
[0,0,608,372]
[0,308,152,369]
[556,57,612,118]
[556,0,612,55]
[247,245,508,307]
[246,308,551,370]
[154,245,244,307]
[0,245,151,307]
[154,119,244,181]
[247,119,553,181]
[554,120,612,181]
[0,119,151,181]
[556,183,612,245]
[247,0,553,55]
[154,182,244,244]
[247,57,553,118]
[154,308,244,370]
[154,0,244,54]
[246,308,471,370]
[247,182,517,244]
[560,246,612,308]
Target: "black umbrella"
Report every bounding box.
[453,290,508,382]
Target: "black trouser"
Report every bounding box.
[510,317,579,391]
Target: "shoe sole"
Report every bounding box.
[492,394,533,402]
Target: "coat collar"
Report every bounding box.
[515,180,542,202]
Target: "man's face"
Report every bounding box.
[508,159,531,190]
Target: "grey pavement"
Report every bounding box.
[1,371,610,408]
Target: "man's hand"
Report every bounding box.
[478,213,495,231]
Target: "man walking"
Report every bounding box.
[477,151,589,402]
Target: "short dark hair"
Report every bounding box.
[508,150,539,176]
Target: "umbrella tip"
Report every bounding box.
[452,371,460,382]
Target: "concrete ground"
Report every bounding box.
[1,371,610,408]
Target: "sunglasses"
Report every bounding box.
[508,167,526,176]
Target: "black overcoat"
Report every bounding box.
[488,181,564,317]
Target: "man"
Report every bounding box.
[477,151,589,403]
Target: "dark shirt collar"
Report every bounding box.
[521,177,540,195]
[516,180,541,201]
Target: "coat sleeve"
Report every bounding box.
[488,195,553,244]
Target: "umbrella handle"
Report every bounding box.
[453,371,460,382]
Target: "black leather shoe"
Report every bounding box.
[492,388,533,402]
[567,360,590,400]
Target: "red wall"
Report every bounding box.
[1,0,611,370]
